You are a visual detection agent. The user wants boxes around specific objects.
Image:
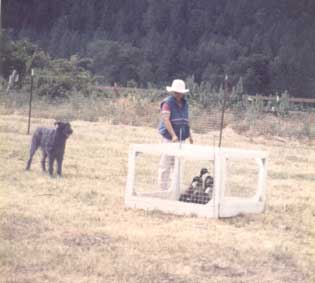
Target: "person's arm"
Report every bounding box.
[161,102,178,142]
[161,112,178,142]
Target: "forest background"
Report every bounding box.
[1,0,315,99]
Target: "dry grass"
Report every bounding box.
[0,103,315,282]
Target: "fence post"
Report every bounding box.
[27,69,34,135]
[219,75,228,147]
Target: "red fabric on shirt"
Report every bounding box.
[161,99,183,114]
[161,102,171,113]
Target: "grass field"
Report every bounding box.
[1,106,315,282]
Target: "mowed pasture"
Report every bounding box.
[1,108,315,282]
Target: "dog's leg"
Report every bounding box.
[26,156,33,170]
[26,138,39,170]
[41,152,47,171]
[56,157,63,176]
[48,155,55,176]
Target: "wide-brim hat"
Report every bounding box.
[166,79,189,94]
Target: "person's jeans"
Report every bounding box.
[158,138,175,191]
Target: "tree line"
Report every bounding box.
[2,0,315,97]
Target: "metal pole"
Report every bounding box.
[0,0,2,77]
[0,0,2,33]
[219,75,228,147]
[27,69,34,135]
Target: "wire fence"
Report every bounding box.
[0,77,315,209]
[1,82,315,142]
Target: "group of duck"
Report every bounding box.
[179,168,214,204]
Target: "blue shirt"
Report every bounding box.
[158,95,190,141]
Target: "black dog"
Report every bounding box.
[26,121,73,176]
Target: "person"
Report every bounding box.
[158,79,193,191]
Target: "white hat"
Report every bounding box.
[166,79,189,94]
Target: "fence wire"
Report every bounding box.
[1,82,314,206]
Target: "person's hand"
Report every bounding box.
[171,135,179,142]
[189,136,194,144]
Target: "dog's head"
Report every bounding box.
[55,121,73,138]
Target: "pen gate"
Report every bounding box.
[125,143,267,218]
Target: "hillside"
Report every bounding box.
[3,0,315,97]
